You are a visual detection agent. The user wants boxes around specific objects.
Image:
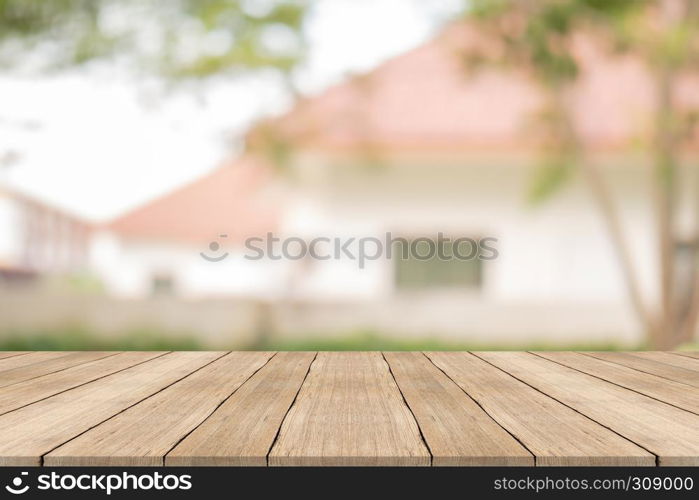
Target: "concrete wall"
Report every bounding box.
[0,289,262,347]
[0,289,646,348]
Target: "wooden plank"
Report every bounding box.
[269,352,430,466]
[586,352,699,388]
[0,352,29,361]
[536,352,699,414]
[676,352,699,360]
[46,352,273,466]
[384,352,532,465]
[167,352,316,466]
[475,352,699,465]
[0,351,166,415]
[0,351,116,389]
[426,352,653,466]
[0,352,70,373]
[0,351,224,466]
[632,352,699,372]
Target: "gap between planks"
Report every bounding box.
[475,352,699,465]
[531,352,699,416]
[43,352,270,466]
[1,351,696,467]
[0,352,171,416]
[423,352,653,466]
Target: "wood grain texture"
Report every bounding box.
[0,352,71,374]
[426,352,653,466]
[167,352,316,466]
[0,351,223,466]
[269,352,430,466]
[0,352,167,415]
[1,351,697,466]
[0,351,115,389]
[631,352,699,372]
[535,352,699,414]
[384,352,532,465]
[585,352,699,388]
[476,352,699,465]
[0,352,29,361]
[676,352,699,360]
[45,352,273,466]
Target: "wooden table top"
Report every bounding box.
[0,350,698,466]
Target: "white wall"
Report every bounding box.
[0,190,91,274]
[91,231,294,299]
[92,157,660,311]
[282,156,659,306]
[0,193,22,266]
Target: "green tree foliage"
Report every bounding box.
[469,0,699,201]
[0,0,308,77]
[467,0,699,347]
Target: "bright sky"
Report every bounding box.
[0,0,460,222]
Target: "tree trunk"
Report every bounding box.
[653,64,679,349]
[579,160,661,345]
[550,87,659,346]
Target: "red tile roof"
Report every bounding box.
[252,23,699,154]
[108,22,699,244]
[108,156,278,244]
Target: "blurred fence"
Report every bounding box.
[0,289,643,348]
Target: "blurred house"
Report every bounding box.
[0,184,91,285]
[91,156,284,299]
[93,24,699,344]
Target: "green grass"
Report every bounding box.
[0,328,202,351]
[0,328,638,351]
[249,331,629,351]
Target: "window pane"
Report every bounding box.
[394,238,482,289]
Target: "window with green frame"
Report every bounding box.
[393,238,482,290]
